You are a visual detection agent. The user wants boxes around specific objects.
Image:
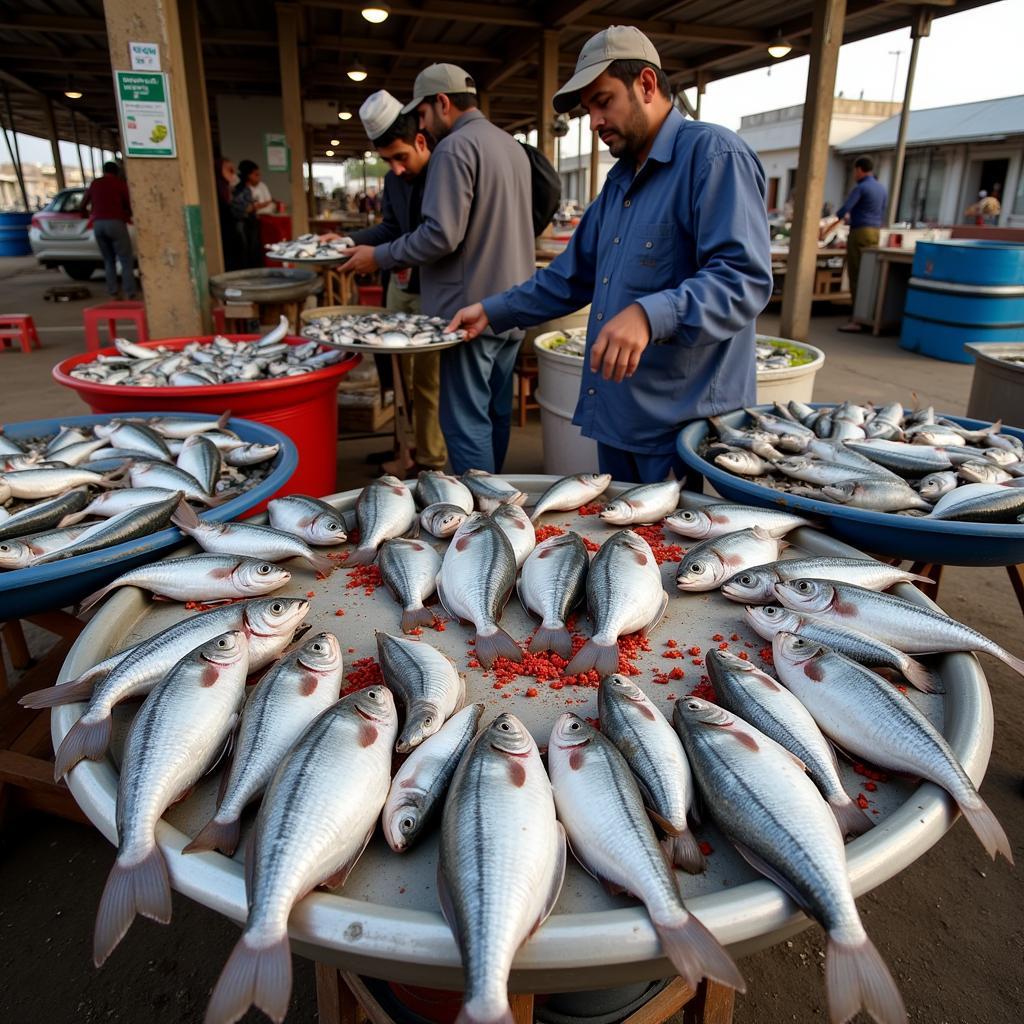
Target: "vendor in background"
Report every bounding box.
[231,160,274,268]
[964,189,1001,226]
[820,155,887,334]
[82,161,137,300]
[248,170,277,215]
[215,156,243,271]
[341,64,533,474]
[447,27,772,485]
[325,90,446,476]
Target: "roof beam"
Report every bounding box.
[574,14,769,46]
[299,1,542,29]
[302,34,504,62]
[0,13,106,35]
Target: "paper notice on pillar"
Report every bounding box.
[115,71,176,158]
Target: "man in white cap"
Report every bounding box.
[447,26,773,484]
[341,63,534,474]
[337,90,446,473]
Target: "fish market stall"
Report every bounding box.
[208,267,324,332]
[265,235,355,306]
[50,479,996,1014]
[52,325,359,499]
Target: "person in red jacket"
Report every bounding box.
[82,162,137,299]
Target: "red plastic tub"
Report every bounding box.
[53,334,361,499]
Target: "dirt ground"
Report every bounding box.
[0,258,1021,1023]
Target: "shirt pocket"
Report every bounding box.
[620,221,676,293]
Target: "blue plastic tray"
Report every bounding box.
[0,412,297,620]
[677,405,1024,567]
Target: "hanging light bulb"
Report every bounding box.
[361,5,390,24]
[64,77,83,100]
[339,111,353,120]
[326,149,335,157]
[347,58,368,83]
[330,138,341,146]
[767,32,792,59]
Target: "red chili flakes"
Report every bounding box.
[864,782,878,792]
[525,687,539,698]
[718,642,729,651]
[895,683,908,693]
[535,524,566,542]
[759,647,774,664]
[431,619,447,631]
[185,598,244,611]
[698,841,714,856]
[662,650,684,660]
[731,633,741,642]
[712,633,724,642]
[342,656,383,695]
[578,503,603,516]
[669,667,685,680]
[853,762,890,783]
[737,651,749,661]
[689,646,702,656]
[408,627,423,636]
[687,678,716,702]
[743,640,755,648]
[345,563,382,596]
[581,536,600,553]
[652,672,669,685]
[334,609,346,616]
[306,590,316,598]
[347,647,356,654]
[691,658,704,666]
[467,659,480,669]
[633,524,683,565]
[666,639,678,648]
[856,793,871,810]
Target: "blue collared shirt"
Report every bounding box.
[483,108,772,454]
[837,174,887,228]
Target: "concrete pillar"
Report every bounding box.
[43,98,65,190]
[537,29,559,163]
[276,3,309,234]
[589,129,600,202]
[70,109,87,185]
[887,10,931,226]
[102,0,210,336]
[779,0,846,342]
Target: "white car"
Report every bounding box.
[29,187,137,281]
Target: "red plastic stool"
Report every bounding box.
[357,285,384,306]
[0,315,42,353]
[83,301,149,352]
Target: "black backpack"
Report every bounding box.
[519,142,561,237]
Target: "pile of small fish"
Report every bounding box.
[755,338,814,371]
[702,401,1024,520]
[265,233,351,261]
[0,415,281,573]
[302,311,466,349]
[542,327,587,357]
[66,316,349,387]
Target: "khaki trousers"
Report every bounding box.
[846,226,879,309]
[386,279,447,469]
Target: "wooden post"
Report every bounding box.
[779,0,847,342]
[477,91,491,119]
[589,128,600,202]
[70,108,87,185]
[306,127,316,221]
[0,83,30,209]
[537,29,559,163]
[277,2,309,234]
[43,97,65,191]
[102,0,209,336]
[887,10,931,226]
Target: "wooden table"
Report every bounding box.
[854,247,914,336]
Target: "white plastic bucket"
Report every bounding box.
[535,332,599,474]
[755,335,825,405]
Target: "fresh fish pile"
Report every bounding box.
[265,233,351,261]
[301,311,466,349]
[703,401,1024,520]
[67,316,348,386]
[755,339,814,372]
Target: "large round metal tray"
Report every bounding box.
[265,253,351,266]
[52,478,993,990]
[677,406,1024,567]
[300,304,468,356]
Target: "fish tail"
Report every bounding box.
[455,997,514,1024]
[904,571,936,585]
[204,931,292,1024]
[307,550,336,578]
[19,673,97,710]
[958,795,1013,864]
[401,605,436,633]
[992,643,1024,680]
[653,912,746,994]
[58,510,90,527]
[900,656,943,694]
[661,831,707,875]
[100,468,129,487]
[529,624,573,660]
[171,498,201,531]
[474,627,522,669]
[825,934,906,1024]
[53,714,112,780]
[93,846,172,967]
[183,814,242,857]
[829,796,875,839]
[79,581,117,613]
[345,545,377,566]
[565,638,619,677]
[217,410,232,430]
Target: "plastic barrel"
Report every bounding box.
[534,333,600,475]
[0,211,32,257]
[901,240,1024,363]
[53,335,360,498]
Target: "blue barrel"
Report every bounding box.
[900,240,1024,363]
[0,210,32,256]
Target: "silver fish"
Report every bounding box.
[349,474,417,564]
[490,502,535,568]
[106,421,171,460]
[129,461,213,504]
[0,524,95,569]
[598,675,704,872]
[844,439,952,475]
[676,527,784,592]
[147,412,231,439]
[548,714,743,992]
[0,466,115,500]
[93,631,250,967]
[185,632,344,856]
[566,530,667,676]
[927,482,1024,522]
[379,537,442,632]
[599,479,680,525]
[440,713,565,1024]
[415,470,474,513]
[530,472,612,521]
[709,417,786,460]
[776,456,893,487]
[664,503,811,541]
[382,702,483,852]
[177,434,222,493]
[461,469,527,513]
[0,488,90,540]
[376,632,465,751]
[773,633,1011,862]
[44,425,89,454]
[0,429,26,456]
[436,514,520,668]
[60,486,212,526]
[268,493,347,546]
[916,471,957,501]
[224,442,280,467]
[674,697,905,1024]
[706,649,872,838]
[957,461,1012,484]
[204,686,397,1024]
[714,449,770,477]
[518,532,588,659]
[37,438,108,466]
[821,479,932,512]
[420,501,468,538]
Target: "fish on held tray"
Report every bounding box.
[301,310,466,350]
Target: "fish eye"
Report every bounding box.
[423,715,433,726]
[765,607,778,616]
[272,602,284,612]
[312,642,323,652]
[568,720,580,731]
[797,582,811,592]
[498,721,511,731]
[738,574,752,585]
[689,562,704,574]
[257,564,272,574]
[218,638,228,647]
[400,816,416,833]
[686,700,701,710]
[681,511,696,521]
[327,520,340,531]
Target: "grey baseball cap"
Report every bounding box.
[401,63,477,114]
[553,25,661,113]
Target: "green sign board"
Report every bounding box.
[115,71,176,158]
[265,132,290,173]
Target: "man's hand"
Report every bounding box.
[445,303,490,340]
[589,303,651,382]
[340,245,379,275]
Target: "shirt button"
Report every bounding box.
[587,387,596,396]
[602,276,609,284]
[645,241,653,249]
[596,312,604,321]
[624,199,631,208]
[613,236,620,244]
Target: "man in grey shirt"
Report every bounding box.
[342,63,534,473]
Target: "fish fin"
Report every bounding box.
[958,796,1014,864]
[646,806,684,838]
[93,846,172,967]
[402,606,436,633]
[529,625,573,660]
[171,498,201,531]
[641,591,670,638]
[404,518,421,540]
[825,934,906,1024]
[904,571,936,585]
[204,931,292,1024]
[529,822,567,936]
[899,656,943,695]
[474,628,521,669]
[78,581,117,613]
[564,638,620,677]
[317,823,375,891]
[828,796,875,839]
[993,644,1024,680]
[20,673,97,710]
[306,550,335,578]
[732,841,813,914]
[435,574,455,621]
[661,831,707,875]
[436,864,462,947]
[217,410,232,430]
[53,714,112,780]
[345,545,377,566]
[58,510,90,527]
[652,913,746,994]
[455,1000,514,1024]
[183,815,241,857]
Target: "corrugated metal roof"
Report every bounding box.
[835,94,1024,151]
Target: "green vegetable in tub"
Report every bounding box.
[761,339,815,368]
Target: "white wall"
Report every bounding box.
[214,95,292,208]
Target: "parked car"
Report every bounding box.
[29,187,137,281]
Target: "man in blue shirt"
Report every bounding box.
[823,155,888,333]
[447,25,772,484]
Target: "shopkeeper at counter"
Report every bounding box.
[448,26,773,484]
